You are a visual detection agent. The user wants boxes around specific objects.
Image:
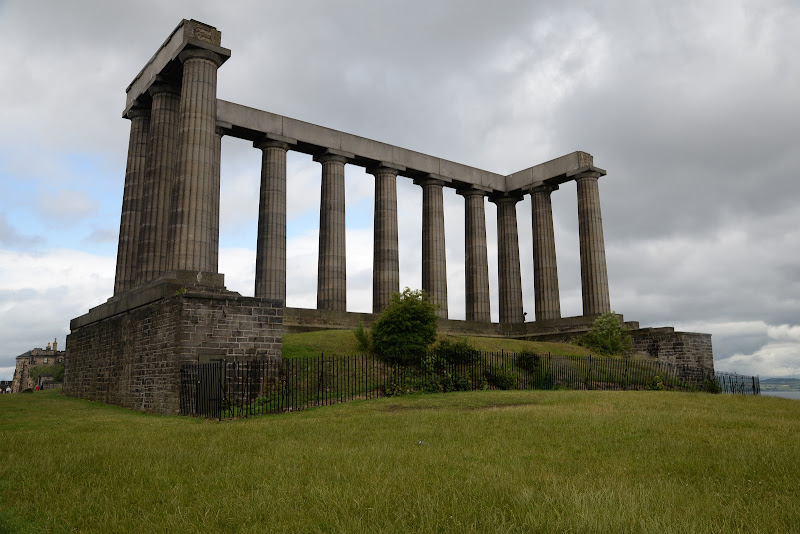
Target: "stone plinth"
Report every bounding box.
[65,275,283,415]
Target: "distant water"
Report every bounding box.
[761,391,800,400]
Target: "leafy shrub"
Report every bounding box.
[485,366,517,390]
[29,363,64,383]
[433,339,480,365]
[704,377,722,394]
[384,368,410,397]
[646,374,665,391]
[516,350,541,373]
[353,321,372,353]
[372,288,438,366]
[577,312,632,355]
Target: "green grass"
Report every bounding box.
[282,329,593,359]
[2,388,799,533]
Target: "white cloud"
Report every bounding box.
[717,343,800,378]
[0,248,114,378]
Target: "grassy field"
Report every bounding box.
[1,389,798,532]
[282,329,593,359]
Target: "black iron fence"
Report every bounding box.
[715,371,760,395]
[180,352,717,419]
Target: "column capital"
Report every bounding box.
[124,104,150,121]
[313,150,351,165]
[178,47,226,67]
[530,183,559,195]
[367,164,403,176]
[148,82,180,98]
[254,139,290,151]
[567,165,607,181]
[414,176,447,188]
[489,192,523,205]
[457,187,489,198]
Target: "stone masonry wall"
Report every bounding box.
[629,328,714,382]
[64,291,283,415]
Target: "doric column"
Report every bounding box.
[114,105,150,294]
[137,82,180,284]
[416,177,448,319]
[531,184,561,320]
[369,166,400,313]
[254,140,289,302]
[210,127,223,273]
[168,48,225,273]
[314,152,348,311]
[459,188,491,322]
[491,194,524,324]
[576,171,611,316]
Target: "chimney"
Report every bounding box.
[46,342,51,350]
[53,338,58,352]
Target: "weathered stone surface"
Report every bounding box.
[491,195,524,324]
[168,48,225,274]
[124,19,230,117]
[531,185,561,321]
[576,172,611,316]
[629,328,715,379]
[137,82,180,284]
[114,106,150,294]
[370,166,400,313]
[417,178,448,318]
[255,140,290,302]
[459,188,491,323]
[315,153,348,311]
[65,289,283,415]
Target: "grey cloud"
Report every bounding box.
[0,213,44,248]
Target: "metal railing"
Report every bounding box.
[715,371,760,395]
[180,351,716,419]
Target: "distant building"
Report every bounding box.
[11,339,64,392]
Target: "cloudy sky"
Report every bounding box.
[1,0,798,380]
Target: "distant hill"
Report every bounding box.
[760,377,800,391]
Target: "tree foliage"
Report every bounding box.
[29,362,64,383]
[577,312,632,355]
[371,288,438,365]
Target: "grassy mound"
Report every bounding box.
[1,388,798,532]
[282,329,593,359]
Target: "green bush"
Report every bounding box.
[577,312,632,355]
[704,377,722,394]
[516,350,541,373]
[485,366,517,390]
[646,374,665,391]
[29,363,64,383]
[353,321,372,353]
[384,368,410,397]
[372,288,438,366]
[433,339,480,365]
